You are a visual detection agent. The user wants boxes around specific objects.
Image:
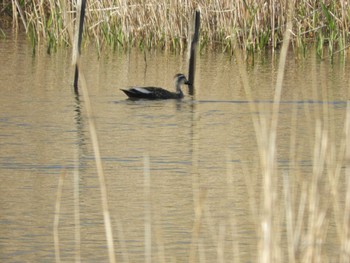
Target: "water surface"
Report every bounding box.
[0,33,349,262]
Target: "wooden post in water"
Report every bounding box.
[188,9,200,95]
[73,0,86,94]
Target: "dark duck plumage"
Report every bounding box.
[121,73,190,100]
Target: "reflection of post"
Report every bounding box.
[188,9,200,95]
[73,94,84,262]
[73,0,86,94]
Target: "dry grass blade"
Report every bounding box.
[234,2,294,262]
[217,222,226,263]
[302,120,329,262]
[283,171,295,263]
[189,189,207,263]
[259,3,293,262]
[13,0,27,31]
[230,216,240,263]
[116,220,130,263]
[341,102,350,262]
[53,171,66,263]
[144,154,152,263]
[69,0,116,260]
[77,63,116,263]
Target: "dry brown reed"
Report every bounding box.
[76,62,117,263]
[53,171,66,263]
[143,154,152,263]
[71,3,116,259]
[231,0,350,261]
[4,0,350,55]
[340,102,350,262]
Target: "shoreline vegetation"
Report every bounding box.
[1,0,350,56]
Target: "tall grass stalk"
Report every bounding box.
[226,152,241,262]
[260,3,292,261]
[116,220,130,263]
[189,188,207,262]
[341,102,350,262]
[143,154,152,263]
[77,62,117,263]
[12,0,27,31]
[235,19,350,262]
[5,0,350,55]
[53,2,116,261]
[53,171,66,263]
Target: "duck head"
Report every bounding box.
[174,73,190,86]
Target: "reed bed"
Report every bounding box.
[3,0,350,56]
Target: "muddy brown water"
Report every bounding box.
[0,33,349,262]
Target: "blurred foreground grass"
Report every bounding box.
[50,3,350,261]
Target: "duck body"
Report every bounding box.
[121,73,189,100]
[121,86,184,100]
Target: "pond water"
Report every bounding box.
[0,32,349,262]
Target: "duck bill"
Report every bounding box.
[185,80,191,85]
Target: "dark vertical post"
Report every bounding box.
[188,9,200,95]
[73,0,86,94]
